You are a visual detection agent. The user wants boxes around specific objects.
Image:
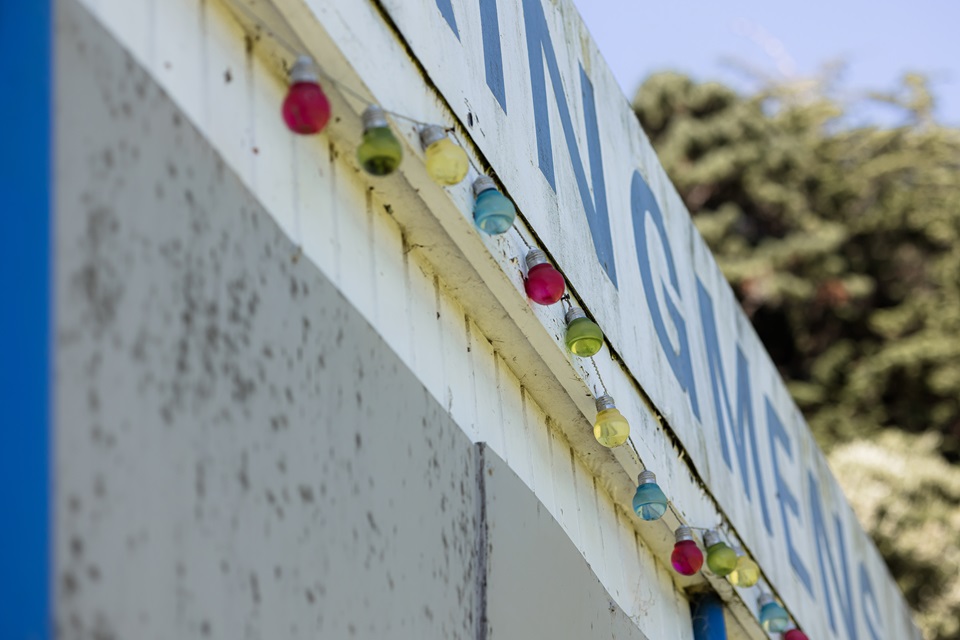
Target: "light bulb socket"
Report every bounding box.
[565,306,587,324]
[758,593,775,607]
[674,525,694,543]
[419,124,447,150]
[289,55,319,84]
[472,175,497,197]
[637,469,657,486]
[525,248,549,270]
[595,394,616,412]
[703,530,723,548]
[362,105,389,131]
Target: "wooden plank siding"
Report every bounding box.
[66,0,918,638]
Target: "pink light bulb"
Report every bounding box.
[671,526,704,576]
[523,249,565,305]
[282,56,331,135]
[784,630,809,640]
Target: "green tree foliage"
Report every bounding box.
[831,431,960,640]
[633,72,960,639]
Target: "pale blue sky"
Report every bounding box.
[572,0,959,125]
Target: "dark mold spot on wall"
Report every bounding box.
[52,5,535,640]
[294,484,313,505]
[250,573,261,605]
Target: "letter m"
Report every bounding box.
[696,277,772,534]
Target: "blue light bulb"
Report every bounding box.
[472,176,516,235]
[758,595,790,633]
[632,470,668,521]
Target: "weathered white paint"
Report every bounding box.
[56,2,695,639]
[55,8,680,639]
[58,0,919,637]
[272,0,915,638]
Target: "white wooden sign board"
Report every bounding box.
[348,1,919,638]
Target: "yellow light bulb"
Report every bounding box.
[421,126,469,185]
[729,553,760,587]
[593,395,630,447]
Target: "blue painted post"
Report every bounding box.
[691,593,728,640]
[0,0,52,638]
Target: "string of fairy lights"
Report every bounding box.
[230,3,809,638]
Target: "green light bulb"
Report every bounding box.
[593,395,630,447]
[703,530,738,577]
[564,307,603,357]
[357,105,402,176]
[729,552,760,587]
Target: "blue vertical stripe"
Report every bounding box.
[0,0,53,638]
[478,0,506,112]
[691,593,728,640]
[435,0,460,39]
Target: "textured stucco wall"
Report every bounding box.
[54,3,478,637]
[53,3,650,638]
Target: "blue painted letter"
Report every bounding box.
[859,563,884,640]
[696,278,771,534]
[766,398,813,592]
[435,0,460,38]
[809,472,859,640]
[435,0,506,112]
[479,0,506,112]
[521,0,617,286]
[632,172,700,420]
